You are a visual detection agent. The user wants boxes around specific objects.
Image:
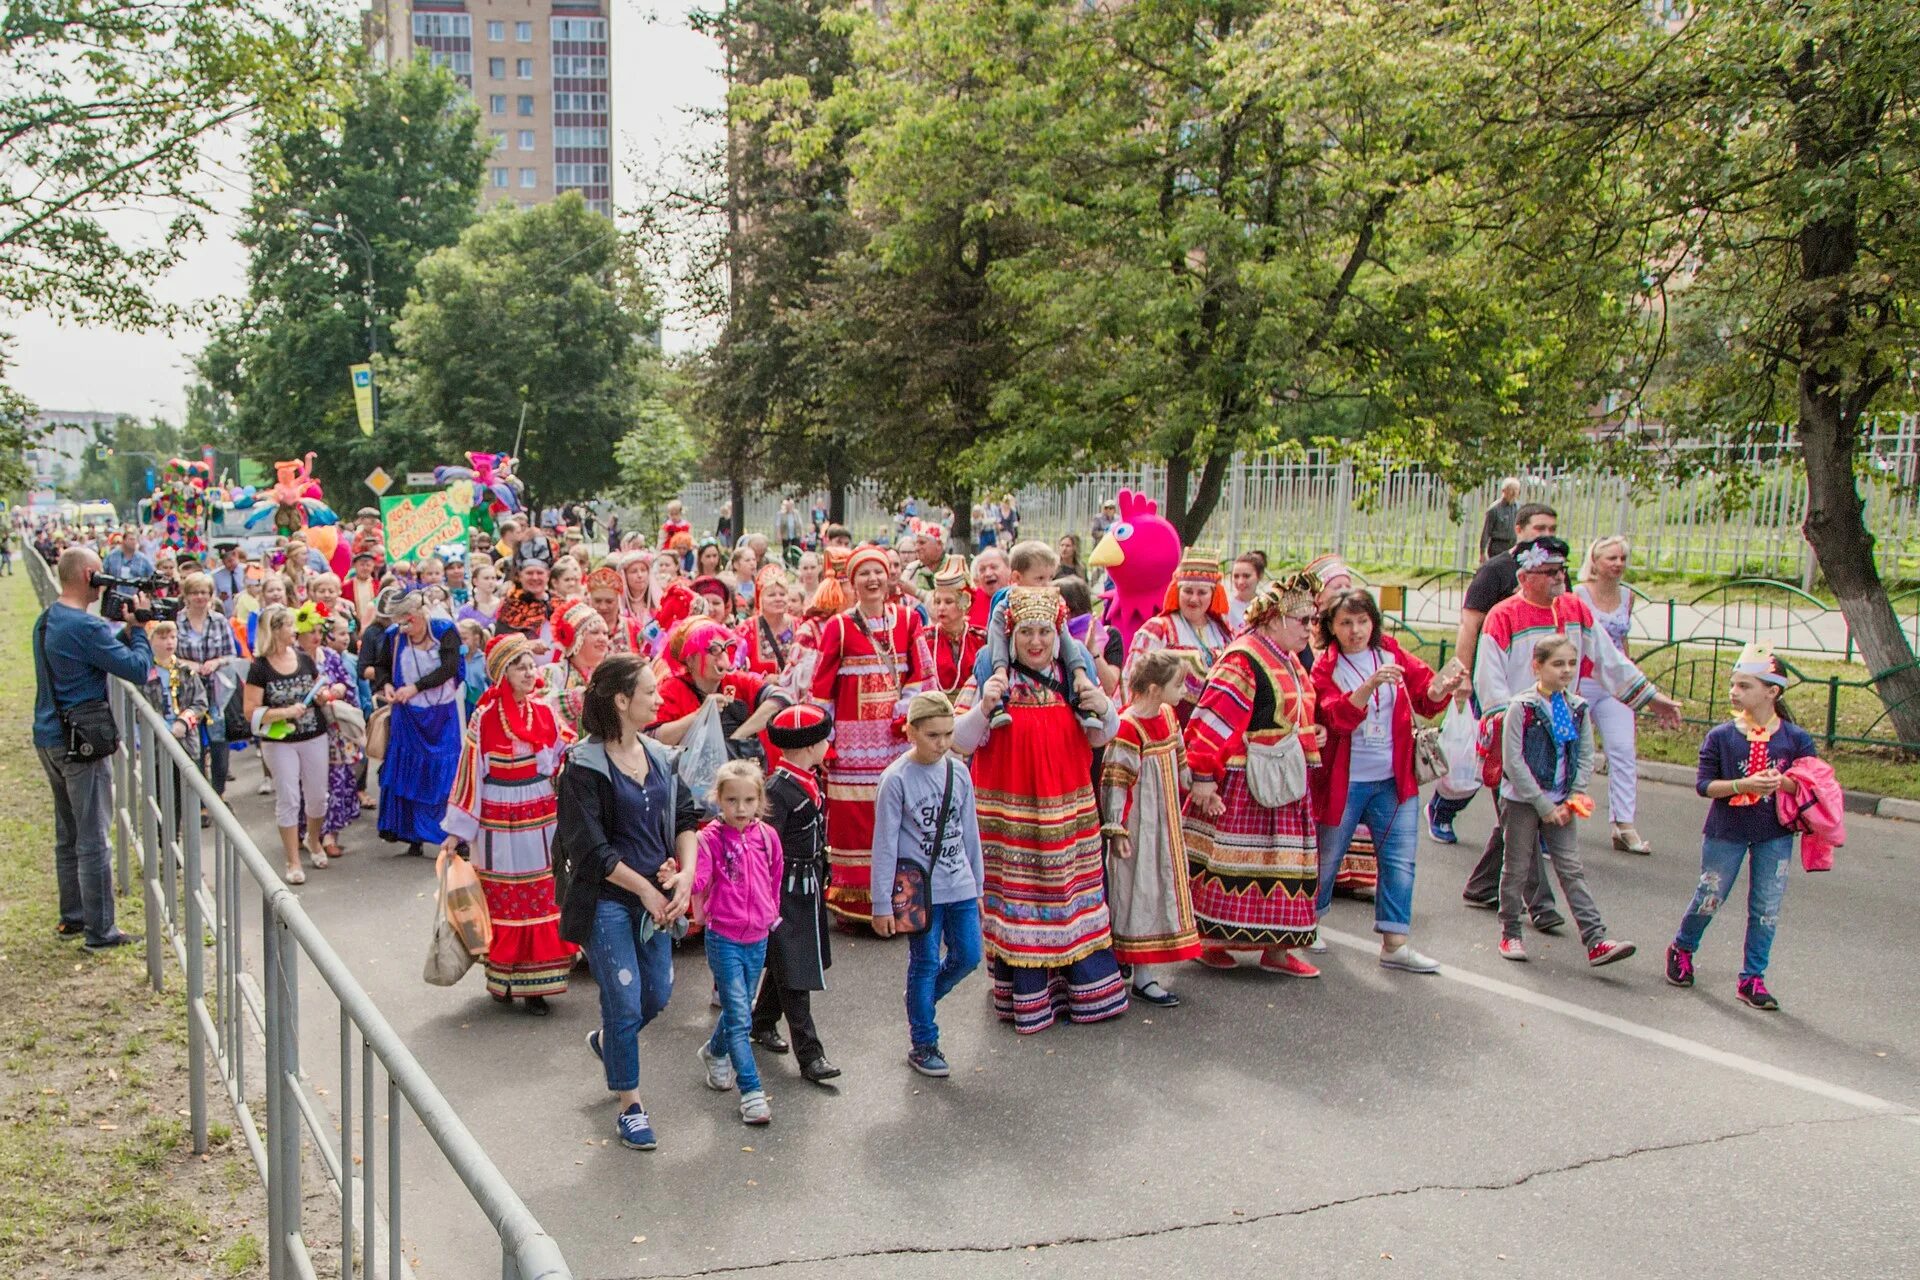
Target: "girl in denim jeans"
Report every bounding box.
[692,761,784,1125]
[1667,646,1816,1011]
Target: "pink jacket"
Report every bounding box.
[692,820,784,943]
[1776,757,1844,871]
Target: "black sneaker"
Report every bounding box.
[1665,944,1695,988]
[1530,913,1567,935]
[1461,895,1498,911]
[1737,976,1780,1011]
[85,931,140,953]
[55,921,85,940]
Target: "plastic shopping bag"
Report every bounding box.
[439,848,493,956]
[674,697,729,817]
[1435,700,1482,800]
[424,853,483,986]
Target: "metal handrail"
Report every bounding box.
[25,551,570,1280]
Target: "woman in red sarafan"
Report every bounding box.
[956,586,1127,1034]
[808,545,932,924]
[440,634,577,1011]
[1182,572,1327,979]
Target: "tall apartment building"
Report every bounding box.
[364,1,613,216]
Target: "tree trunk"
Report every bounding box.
[1162,446,1234,546]
[1799,394,1920,750]
[728,471,747,544]
[947,483,972,546]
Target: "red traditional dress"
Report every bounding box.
[1099,704,1202,965]
[441,687,576,1000]
[966,665,1127,1032]
[809,604,932,921]
[1183,632,1320,950]
[1125,610,1232,726]
[740,612,797,677]
[928,624,986,702]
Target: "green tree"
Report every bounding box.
[612,391,700,526]
[1328,0,1920,743]
[68,414,186,509]
[2,0,337,329]
[388,194,661,507]
[654,1,861,521]
[0,342,37,496]
[200,55,486,496]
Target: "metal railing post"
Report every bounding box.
[183,787,208,1155]
[263,900,290,1280]
[341,1013,355,1280]
[140,721,163,993]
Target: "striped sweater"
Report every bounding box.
[1473,593,1655,718]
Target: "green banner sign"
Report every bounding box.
[379,491,469,564]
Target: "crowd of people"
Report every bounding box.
[23,491,1838,1151]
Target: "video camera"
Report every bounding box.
[89,572,181,625]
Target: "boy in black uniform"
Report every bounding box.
[750,704,841,1083]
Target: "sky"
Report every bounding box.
[7,0,725,423]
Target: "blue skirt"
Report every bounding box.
[378,700,460,845]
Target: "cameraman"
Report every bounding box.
[33,547,153,951]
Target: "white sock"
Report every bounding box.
[1131,964,1157,990]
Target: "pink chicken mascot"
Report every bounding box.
[1086,488,1183,652]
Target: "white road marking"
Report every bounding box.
[1319,925,1920,1126]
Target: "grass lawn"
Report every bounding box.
[0,572,270,1278]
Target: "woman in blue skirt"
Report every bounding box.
[375,587,464,854]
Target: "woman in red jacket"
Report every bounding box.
[1311,588,1465,974]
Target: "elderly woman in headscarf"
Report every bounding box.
[374,585,465,855]
[543,598,612,740]
[954,586,1125,1032]
[1124,548,1234,726]
[441,633,576,1014]
[1183,571,1328,978]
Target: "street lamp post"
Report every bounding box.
[306,215,380,430]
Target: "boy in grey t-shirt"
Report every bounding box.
[869,692,982,1079]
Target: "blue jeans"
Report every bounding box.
[38,747,118,944]
[587,898,676,1093]
[1316,777,1420,935]
[1675,836,1792,980]
[703,932,768,1094]
[906,898,983,1049]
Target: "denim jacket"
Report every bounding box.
[1499,688,1594,817]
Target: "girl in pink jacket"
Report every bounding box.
[693,760,784,1125]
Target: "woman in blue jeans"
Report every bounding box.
[1309,589,1466,974]
[1666,648,1816,1012]
[555,653,700,1151]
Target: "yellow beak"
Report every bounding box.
[1088,533,1124,569]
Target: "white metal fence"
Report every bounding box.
[26,554,571,1280]
[677,416,1920,584]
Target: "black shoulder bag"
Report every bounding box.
[36,613,121,763]
[889,760,954,934]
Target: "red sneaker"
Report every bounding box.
[1499,937,1528,962]
[1196,947,1239,970]
[1258,950,1320,978]
[1587,939,1637,967]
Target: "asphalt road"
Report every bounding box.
[222,753,1920,1280]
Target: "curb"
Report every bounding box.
[1638,759,1917,825]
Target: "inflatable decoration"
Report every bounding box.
[148,458,215,553]
[233,453,336,536]
[433,452,525,521]
[1086,488,1183,651]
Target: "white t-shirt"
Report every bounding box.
[1331,647,1396,783]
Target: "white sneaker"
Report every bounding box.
[1379,944,1441,974]
[256,777,274,796]
[739,1089,771,1125]
[1307,933,1328,954]
[697,1042,736,1092]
